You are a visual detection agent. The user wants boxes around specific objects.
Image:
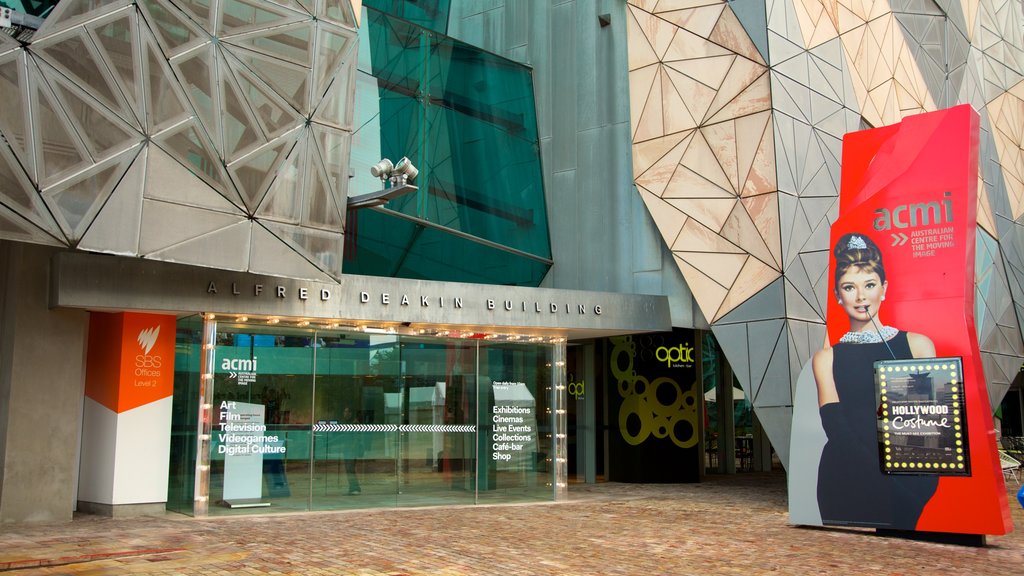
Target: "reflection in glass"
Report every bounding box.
[94,15,139,114]
[140,0,205,56]
[0,57,32,173]
[312,332,400,509]
[49,79,137,158]
[347,8,551,286]
[33,75,87,183]
[175,48,217,144]
[36,31,121,112]
[398,337,477,506]
[167,315,202,514]
[48,159,121,238]
[143,31,189,131]
[206,324,314,512]
[477,341,554,503]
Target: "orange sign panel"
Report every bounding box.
[85,312,176,413]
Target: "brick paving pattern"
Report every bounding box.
[0,473,1021,575]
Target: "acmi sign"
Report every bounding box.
[873,191,953,231]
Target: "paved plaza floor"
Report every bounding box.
[1,472,1022,575]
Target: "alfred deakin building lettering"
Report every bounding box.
[205,281,604,317]
[50,252,668,336]
[207,281,335,301]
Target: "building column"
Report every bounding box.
[579,342,597,483]
[718,362,736,474]
[0,243,89,523]
[78,311,177,517]
[752,412,773,472]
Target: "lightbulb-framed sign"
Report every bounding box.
[874,357,970,476]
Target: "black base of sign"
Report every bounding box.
[875,528,986,547]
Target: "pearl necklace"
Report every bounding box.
[838,326,897,344]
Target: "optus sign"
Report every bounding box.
[655,343,695,368]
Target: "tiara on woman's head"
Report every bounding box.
[847,235,867,250]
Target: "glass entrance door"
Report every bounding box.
[396,337,477,506]
[208,324,314,512]
[311,331,400,510]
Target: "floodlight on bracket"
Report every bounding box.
[347,157,419,210]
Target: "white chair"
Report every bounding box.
[1000,450,1021,485]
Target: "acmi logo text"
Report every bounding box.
[873,191,953,231]
[221,357,258,372]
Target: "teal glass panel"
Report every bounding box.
[476,341,553,503]
[343,207,549,285]
[311,332,400,510]
[362,0,450,34]
[420,98,546,256]
[426,36,538,143]
[167,315,203,515]
[363,9,426,95]
[349,8,550,286]
[1,0,60,18]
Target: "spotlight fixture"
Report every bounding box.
[367,157,418,185]
[391,156,419,183]
[369,158,394,180]
[347,156,420,210]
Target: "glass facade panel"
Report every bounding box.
[363,0,451,34]
[314,26,357,97]
[347,8,550,287]
[143,36,189,130]
[318,0,358,29]
[311,332,400,510]
[94,16,138,110]
[397,337,476,507]
[426,39,537,142]
[51,82,135,158]
[140,0,205,55]
[208,323,314,512]
[36,32,120,111]
[175,49,216,138]
[343,208,550,285]
[167,317,565,515]
[0,57,31,170]
[167,315,203,514]
[4,0,64,18]
[418,101,545,256]
[477,341,554,502]
[33,75,87,181]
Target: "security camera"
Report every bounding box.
[369,158,393,179]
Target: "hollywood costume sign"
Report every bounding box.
[789,105,1013,537]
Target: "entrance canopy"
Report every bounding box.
[50,252,671,340]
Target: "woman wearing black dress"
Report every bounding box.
[811,233,938,529]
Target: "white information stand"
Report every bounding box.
[220,401,270,508]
